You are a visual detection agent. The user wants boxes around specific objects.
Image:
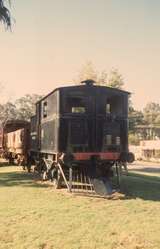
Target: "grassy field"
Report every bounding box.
[0,164,160,249]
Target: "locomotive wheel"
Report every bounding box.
[39,159,48,181]
[52,169,62,189]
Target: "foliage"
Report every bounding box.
[0,94,43,123]
[128,133,140,145]
[128,107,144,131]
[143,102,160,125]
[128,102,160,141]
[0,102,17,125]
[75,61,124,89]
[0,0,11,29]
[74,61,98,83]
[15,94,42,121]
[107,68,124,89]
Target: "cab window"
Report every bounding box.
[65,96,87,113]
[43,101,48,118]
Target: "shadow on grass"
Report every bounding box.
[0,170,51,189]
[0,161,10,167]
[0,167,160,202]
[120,172,160,202]
[129,167,160,174]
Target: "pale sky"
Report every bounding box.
[0,0,160,110]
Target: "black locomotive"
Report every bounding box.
[29,80,134,195]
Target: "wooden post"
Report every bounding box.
[57,162,70,191]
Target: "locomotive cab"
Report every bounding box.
[59,81,129,162]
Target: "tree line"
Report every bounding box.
[1,62,160,145]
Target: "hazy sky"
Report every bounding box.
[0,0,160,110]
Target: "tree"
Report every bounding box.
[107,69,124,89]
[74,62,124,89]
[128,106,144,144]
[0,102,17,126]
[0,0,11,29]
[0,94,43,124]
[129,107,144,130]
[74,61,98,84]
[15,94,43,121]
[128,102,160,141]
[143,102,160,125]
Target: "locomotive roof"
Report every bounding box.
[37,83,130,104]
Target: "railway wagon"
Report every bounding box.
[30,80,134,195]
[2,120,30,164]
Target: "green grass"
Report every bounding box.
[0,165,160,249]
